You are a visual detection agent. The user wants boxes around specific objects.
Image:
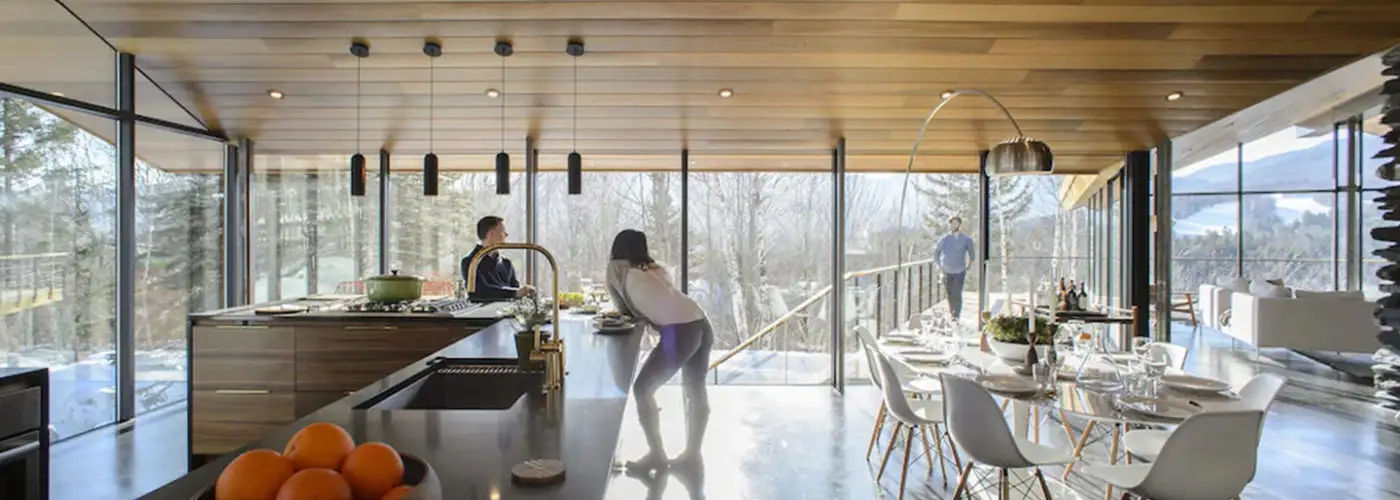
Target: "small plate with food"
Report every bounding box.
[594,311,636,333]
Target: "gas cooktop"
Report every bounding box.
[340,297,482,317]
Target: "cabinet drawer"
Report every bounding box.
[0,386,40,439]
[191,390,295,455]
[296,326,467,392]
[192,326,295,391]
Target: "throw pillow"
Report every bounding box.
[1217,276,1249,292]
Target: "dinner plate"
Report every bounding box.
[594,320,636,334]
[1118,396,1200,420]
[977,374,1040,395]
[1160,374,1231,394]
[905,352,955,364]
[881,337,918,346]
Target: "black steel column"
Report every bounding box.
[680,149,690,294]
[223,143,241,306]
[525,138,537,285]
[115,52,137,421]
[831,139,847,391]
[976,150,990,330]
[236,138,253,304]
[1153,142,1173,341]
[1125,150,1152,339]
[378,149,390,274]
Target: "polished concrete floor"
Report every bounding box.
[51,324,1400,499]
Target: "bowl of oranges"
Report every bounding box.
[197,421,440,500]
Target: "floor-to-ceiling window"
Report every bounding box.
[1239,126,1338,292]
[535,168,681,298]
[251,155,379,301]
[1170,148,1242,293]
[389,155,525,287]
[0,98,118,437]
[133,125,224,415]
[689,161,832,385]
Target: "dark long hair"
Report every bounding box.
[610,229,655,268]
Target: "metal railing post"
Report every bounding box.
[875,274,884,336]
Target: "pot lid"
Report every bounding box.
[366,271,424,282]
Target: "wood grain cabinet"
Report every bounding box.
[188,318,480,460]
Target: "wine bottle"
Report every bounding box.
[1066,282,1079,311]
[1077,282,1089,309]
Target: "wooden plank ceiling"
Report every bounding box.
[6,0,1400,173]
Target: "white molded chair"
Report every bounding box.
[1083,411,1265,500]
[1153,343,1189,370]
[1123,373,1285,463]
[939,374,1074,499]
[856,325,941,458]
[868,345,961,499]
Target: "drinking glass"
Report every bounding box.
[1142,348,1171,393]
[1032,362,1056,395]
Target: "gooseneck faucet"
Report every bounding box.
[464,243,564,392]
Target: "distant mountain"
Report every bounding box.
[1174,132,1385,194]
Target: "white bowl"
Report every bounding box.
[987,339,1048,362]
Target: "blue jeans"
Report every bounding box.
[944,272,966,319]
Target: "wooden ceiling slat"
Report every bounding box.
[5,0,1396,174]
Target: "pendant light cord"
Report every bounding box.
[356,57,361,152]
[500,55,506,152]
[428,56,434,153]
[572,56,578,151]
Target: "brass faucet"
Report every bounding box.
[464,243,565,392]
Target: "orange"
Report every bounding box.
[283,422,356,471]
[215,449,296,500]
[380,485,414,500]
[276,468,353,500]
[340,442,405,500]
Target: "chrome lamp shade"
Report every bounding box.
[986,137,1054,176]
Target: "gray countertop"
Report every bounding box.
[189,297,511,325]
[142,314,644,499]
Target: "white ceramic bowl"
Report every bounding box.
[987,339,1048,363]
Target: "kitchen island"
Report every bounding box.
[147,313,644,499]
[185,296,511,463]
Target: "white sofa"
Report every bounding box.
[1197,283,1235,330]
[1229,290,1380,353]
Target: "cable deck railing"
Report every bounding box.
[1,252,67,316]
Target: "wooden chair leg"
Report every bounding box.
[943,425,963,469]
[951,462,974,500]
[867,403,888,458]
[918,425,940,480]
[1104,425,1122,500]
[878,422,902,480]
[999,467,1010,500]
[898,425,916,500]
[1063,420,1098,479]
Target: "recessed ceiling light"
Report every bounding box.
[717,88,734,98]
[1165,91,1184,102]
[485,88,501,98]
[267,89,285,99]
[51,91,65,97]
[940,90,954,100]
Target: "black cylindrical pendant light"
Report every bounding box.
[495,152,511,195]
[350,153,367,196]
[567,152,582,194]
[423,40,442,196]
[423,153,439,196]
[349,41,369,196]
[567,40,585,195]
[495,41,513,195]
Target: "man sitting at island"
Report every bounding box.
[461,215,535,302]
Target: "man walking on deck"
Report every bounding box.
[933,216,975,321]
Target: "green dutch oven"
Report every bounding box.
[364,271,425,302]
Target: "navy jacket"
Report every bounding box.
[461,244,520,302]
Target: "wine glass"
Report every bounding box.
[1142,347,1171,396]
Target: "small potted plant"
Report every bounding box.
[509,295,552,370]
[984,314,1054,362]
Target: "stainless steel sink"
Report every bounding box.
[354,358,543,411]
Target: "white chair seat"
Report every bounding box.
[1081,463,1152,489]
[906,377,940,393]
[1014,437,1074,466]
[1123,429,1171,462]
[909,399,945,423]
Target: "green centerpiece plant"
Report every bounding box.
[985,314,1056,345]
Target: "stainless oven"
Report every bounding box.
[0,431,42,500]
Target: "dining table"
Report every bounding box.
[876,328,1242,500]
